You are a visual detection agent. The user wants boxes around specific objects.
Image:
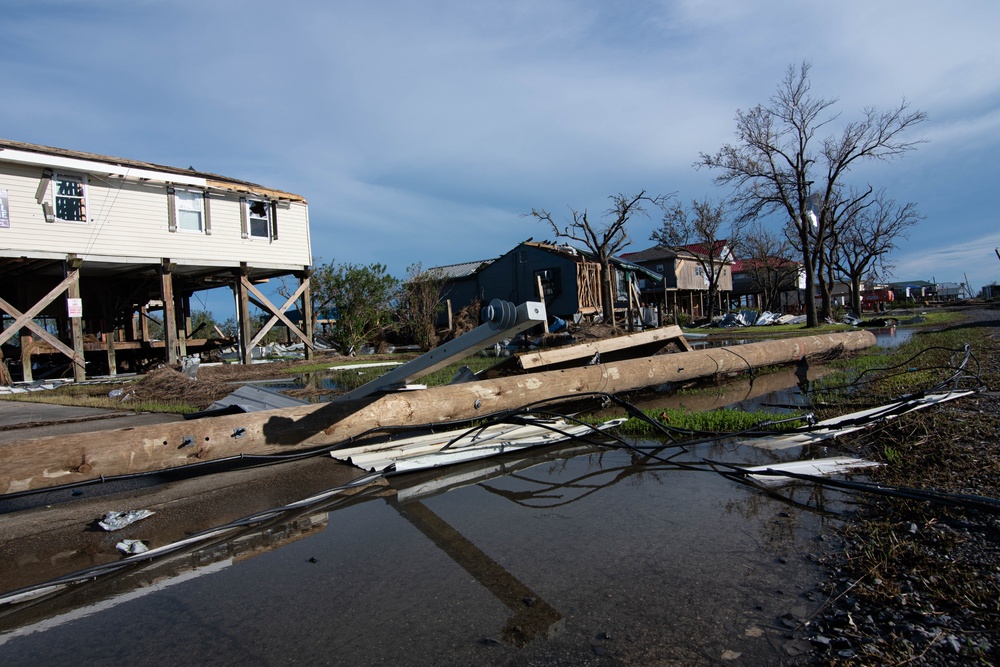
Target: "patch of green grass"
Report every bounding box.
[584,407,806,437]
[882,445,903,465]
[812,321,992,404]
[0,391,197,414]
[891,309,964,328]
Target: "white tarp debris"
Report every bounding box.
[744,457,881,485]
[98,510,155,531]
[719,310,758,327]
[115,540,149,555]
[754,311,780,326]
[716,311,805,328]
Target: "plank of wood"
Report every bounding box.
[517,326,688,369]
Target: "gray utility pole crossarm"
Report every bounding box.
[334,299,547,402]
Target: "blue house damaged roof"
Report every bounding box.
[429,241,664,282]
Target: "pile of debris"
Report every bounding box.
[716,310,807,328]
[126,366,234,409]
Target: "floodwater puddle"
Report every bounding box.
[0,432,854,665]
[871,325,914,348]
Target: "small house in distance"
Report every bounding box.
[0,138,315,381]
[731,257,805,312]
[432,240,661,324]
[620,245,733,320]
[888,280,938,303]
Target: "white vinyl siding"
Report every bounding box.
[0,162,311,269]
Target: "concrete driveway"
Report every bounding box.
[0,400,184,444]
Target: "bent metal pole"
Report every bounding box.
[0,330,875,495]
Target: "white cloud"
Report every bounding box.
[2,0,999,290]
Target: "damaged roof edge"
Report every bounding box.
[0,138,306,204]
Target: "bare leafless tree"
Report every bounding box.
[529,191,668,323]
[742,222,803,312]
[650,197,741,316]
[830,191,921,315]
[700,62,926,326]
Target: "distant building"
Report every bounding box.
[621,244,733,320]
[0,138,314,381]
[431,240,661,323]
[888,280,937,301]
[730,257,805,312]
[936,282,963,300]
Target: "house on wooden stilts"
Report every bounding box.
[0,139,314,382]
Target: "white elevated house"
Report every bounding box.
[0,138,315,381]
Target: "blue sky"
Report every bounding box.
[3,1,999,315]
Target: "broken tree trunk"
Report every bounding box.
[0,331,875,495]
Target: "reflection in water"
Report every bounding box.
[393,500,563,646]
[0,430,855,664]
[0,478,385,639]
[478,449,672,509]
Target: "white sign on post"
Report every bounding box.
[67,298,83,318]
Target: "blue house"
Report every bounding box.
[432,241,661,323]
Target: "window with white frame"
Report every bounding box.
[55,174,87,222]
[247,199,271,239]
[175,189,204,232]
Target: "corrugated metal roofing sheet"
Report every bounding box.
[425,259,495,279]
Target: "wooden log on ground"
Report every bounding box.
[0,330,875,495]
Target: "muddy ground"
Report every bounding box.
[803,307,1000,666]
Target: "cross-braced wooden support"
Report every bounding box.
[233,264,313,365]
[0,258,86,381]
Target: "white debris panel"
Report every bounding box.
[744,457,882,485]
[331,417,627,473]
[747,390,974,451]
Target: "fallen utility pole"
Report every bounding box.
[0,330,875,495]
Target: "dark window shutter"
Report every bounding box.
[239,197,249,239]
[203,192,212,235]
[36,168,53,205]
[166,186,177,232]
[270,201,278,240]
